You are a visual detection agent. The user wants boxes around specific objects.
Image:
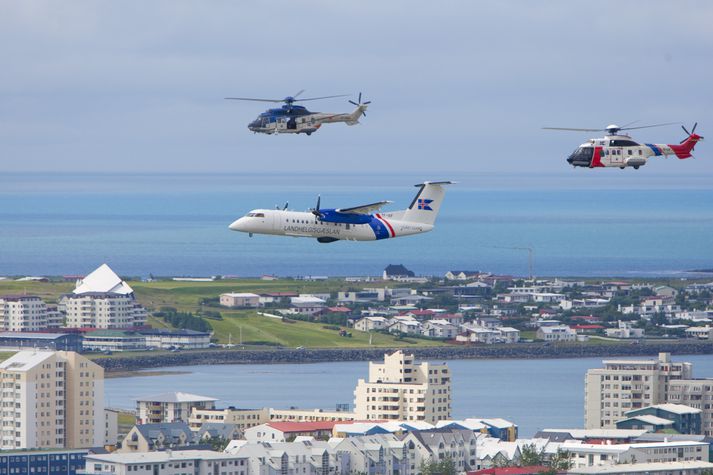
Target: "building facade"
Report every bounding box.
[354,350,451,424]
[0,351,104,449]
[584,353,694,430]
[0,295,50,331]
[136,392,217,424]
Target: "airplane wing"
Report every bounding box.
[336,200,393,215]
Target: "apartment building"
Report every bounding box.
[60,264,147,329]
[81,450,249,475]
[584,353,693,430]
[667,379,713,436]
[354,350,451,424]
[188,406,354,432]
[0,350,104,449]
[0,295,50,331]
[137,392,217,424]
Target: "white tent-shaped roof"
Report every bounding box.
[74,263,134,295]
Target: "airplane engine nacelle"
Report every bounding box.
[625,157,646,168]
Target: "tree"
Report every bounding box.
[519,443,546,467]
[419,456,457,475]
[549,449,572,471]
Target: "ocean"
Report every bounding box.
[1,172,712,278]
[105,354,713,437]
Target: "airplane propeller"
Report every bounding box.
[348,92,371,117]
[311,195,323,219]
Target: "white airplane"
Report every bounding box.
[228,181,453,243]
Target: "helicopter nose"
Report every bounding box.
[566,156,574,164]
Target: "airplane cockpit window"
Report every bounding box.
[246,213,265,218]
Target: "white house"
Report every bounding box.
[354,316,389,332]
[536,325,576,341]
[422,319,458,339]
[220,293,260,308]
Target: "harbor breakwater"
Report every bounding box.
[98,340,713,373]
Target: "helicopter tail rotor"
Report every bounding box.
[348,92,371,117]
[680,122,703,143]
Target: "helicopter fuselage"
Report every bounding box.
[567,133,701,169]
[248,104,366,135]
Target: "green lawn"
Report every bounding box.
[210,311,444,348]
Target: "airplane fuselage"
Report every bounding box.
[229,209,431,242]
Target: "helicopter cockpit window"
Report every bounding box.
[569,147,594,161]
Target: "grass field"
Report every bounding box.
[0,278,444,350]
[210,310,444,348]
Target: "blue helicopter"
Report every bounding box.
[225,90,370,135]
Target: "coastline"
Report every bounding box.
[99,340,713,375]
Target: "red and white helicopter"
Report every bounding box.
[543,122,703,169]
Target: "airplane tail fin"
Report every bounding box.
[400,181,454,226]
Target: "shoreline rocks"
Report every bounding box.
[98,340,712,372]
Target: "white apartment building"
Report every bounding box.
[81,450,248,475]
[564,440,709,469]
[137,392,217,424]
[584,353,693,430]
[225,439,341,475]
[0,350,104,449]
[536,325,576,341]
[0,295,50,331]
[61,264,147,329]
[667,379,713,435]
[354,350,451,424]
[219,293,260,308]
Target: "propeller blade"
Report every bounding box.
[682,125,691,136]
[692,122,698,133]
[363,101,371,105]
[349,100,359,106]
[295,94,350,102]
[620,122,679,131]
[358,92,362,103]
[225,97,283,103]
[283,202,289,210]
[316,195,321,211]
[361,111,367,117]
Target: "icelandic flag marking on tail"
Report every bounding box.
[417,198,433,211]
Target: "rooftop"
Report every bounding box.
[74,263,133,295]
[137,392,218,403]
[85,449,241,464]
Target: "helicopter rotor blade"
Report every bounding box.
[295,94,350,102]
[542,127,603,132]
[225,97,284,103]
[348,100,358,106]
[619,122,679,131]
[293,89,305,99]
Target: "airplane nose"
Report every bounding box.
[228,218,245,232]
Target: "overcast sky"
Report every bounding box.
[1,1,712,178]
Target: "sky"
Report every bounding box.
[1,1,712,179]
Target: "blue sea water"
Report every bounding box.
[104,354,713,437]
[0,172,712,277]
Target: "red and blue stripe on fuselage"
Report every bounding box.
[369,213,396,240]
